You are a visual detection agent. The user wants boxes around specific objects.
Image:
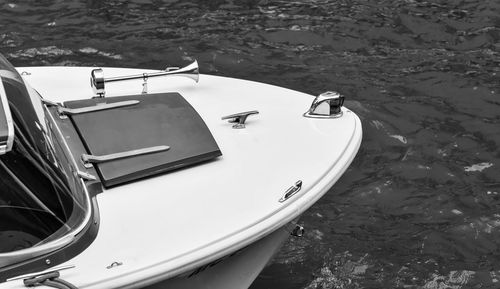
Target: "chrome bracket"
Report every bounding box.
[279,180,302,202]
[76,170,97,181]
[57,100,140,119]
[81,145,170,168]
[91,68,105,98]
[304,91,344,118]
[41,99,61,107]
[6,265,75,282]
[221,110,259,129]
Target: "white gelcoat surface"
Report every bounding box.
[3,67,362,289]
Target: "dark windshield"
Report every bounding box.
[0,54,89,259]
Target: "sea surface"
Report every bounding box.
[1,0,499,288]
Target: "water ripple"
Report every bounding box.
[0,0,499,288]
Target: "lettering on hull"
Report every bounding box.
[185,249,243,278]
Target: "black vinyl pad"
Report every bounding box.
[65,93,221,187]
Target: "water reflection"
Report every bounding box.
[1,0,499,288]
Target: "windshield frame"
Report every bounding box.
[0,105,94,269]
[0,74,94,271]
[0,76,14,155]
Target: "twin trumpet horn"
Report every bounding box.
[90,60,199,97]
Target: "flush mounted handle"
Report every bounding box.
[221,110,259,129]
[279,180,302,202]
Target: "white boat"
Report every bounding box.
[0,53,362,289]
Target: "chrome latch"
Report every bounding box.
[221,110,259,129]
[304,91,344,118]
[279,180,302,202]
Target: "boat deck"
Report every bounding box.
[4,67,362,288]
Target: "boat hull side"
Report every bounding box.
[138,222,294,289]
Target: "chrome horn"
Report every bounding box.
[90,60,199,97]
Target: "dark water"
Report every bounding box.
[1,0,499,288]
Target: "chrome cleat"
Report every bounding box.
[221,110,259,129]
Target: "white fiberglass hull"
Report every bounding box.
[1,66,362,289]
[144,222,293,289]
